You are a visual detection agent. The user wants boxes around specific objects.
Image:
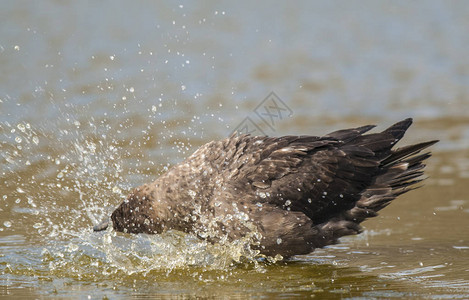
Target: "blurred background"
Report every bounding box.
[1,1,468,298]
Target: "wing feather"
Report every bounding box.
[216,119,430,226]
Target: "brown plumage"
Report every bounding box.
[94,118,437,258]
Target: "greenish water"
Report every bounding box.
[1,1,469,298]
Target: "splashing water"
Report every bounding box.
[0,109,271,286]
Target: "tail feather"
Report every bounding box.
[382,141,438,166]
[311,119,437,246]
[342,129,437,225]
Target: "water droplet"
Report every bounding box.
[16,187,25,193]
[14,45,20,51]
[28,197,37,208]
[277,238,282,244]
[57,172,64,179]
[112,186,121,194]
[181,85,186,91]
[129,87,135,93]
[17,123,26,132]
[32,136,39,145]
[3,221,11,228]
[67,243,79,252]
[285,200,291,206]
[15,136,22,143]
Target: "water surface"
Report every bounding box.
[1,1,469,298]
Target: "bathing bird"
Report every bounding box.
[94,118,437,257]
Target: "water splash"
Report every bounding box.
[0,108,268,285]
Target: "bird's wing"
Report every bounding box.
[221,119,414,224]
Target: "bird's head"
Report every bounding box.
[93,186,162,234]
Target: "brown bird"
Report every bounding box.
[94,118,437,258]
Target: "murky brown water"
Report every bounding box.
[1,1,469,298]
